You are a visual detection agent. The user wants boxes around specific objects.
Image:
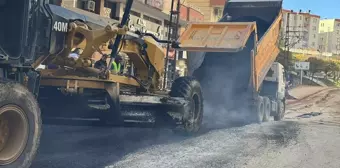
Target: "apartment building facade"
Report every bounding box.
[162,0,204,37]
[281,9,320,51]
[54,0,189,40]
[319,19,340,54]
[183,0,226,22]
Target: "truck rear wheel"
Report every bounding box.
[262,97,271,122]
[0,81,41,168]
[169,76,203,134]
[274,101,285,121]
[253,96,264,123]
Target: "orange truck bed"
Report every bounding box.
[177,12,282,91]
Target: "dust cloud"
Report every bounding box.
[188,51,255,130]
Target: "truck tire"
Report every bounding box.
[0,81,41,168]
[274,100,285,121]
[253,96,264,123]
[262,97,271,122]
[169,76,203,134]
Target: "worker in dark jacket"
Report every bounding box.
[94,54,108,70]
[94,54,123,75]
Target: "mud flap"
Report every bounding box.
[270,100,277,116]
[26,70,41,98]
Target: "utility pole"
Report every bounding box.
[281,10,307,85]
[284,12,290,73]
[163,0,180,90]
[282,11,305,72]
[326,26,330,53]
[336,37,340,55]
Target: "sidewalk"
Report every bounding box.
[290,71,327,87]
[286,85,329,104]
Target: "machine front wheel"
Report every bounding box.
[169,76,204,135]
[0,81,41,168]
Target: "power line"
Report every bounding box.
[282,12,305,72]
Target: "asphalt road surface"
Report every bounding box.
[31,87,340,168]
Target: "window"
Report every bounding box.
[312,42,315,46]
[213,7,223,21]
[300,16,302,20]
[48,0,59,5]
[321,23,324,27]
[294,15,297,20]
[313,26,316,30]
[122,8,141,17]
[143,15,162,25]
[130,10,141,17]
[313,34,316,38]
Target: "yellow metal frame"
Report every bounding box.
[36,20,168,90]
[39,69,140,90]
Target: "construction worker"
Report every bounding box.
[68,48,82,60]
[94,54,108,70]
[111,55,123,75]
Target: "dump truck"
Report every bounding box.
[1,0,207,167]
[0,0,283,167]
[176,0,285,123]
[0,0,199,168]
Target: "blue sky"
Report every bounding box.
[283,0,339,19]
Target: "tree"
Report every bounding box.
[307,57,325,80]
[276,48,294,70]
[293,53,308,62]
[323,60,339,79]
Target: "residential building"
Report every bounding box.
[210,0,225,22]
[183,0,226,22]
[163,0,203,22]
[318,19,340,54]
[281,9,320,51]
[162,0,204,36]
[52,0,188,40]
